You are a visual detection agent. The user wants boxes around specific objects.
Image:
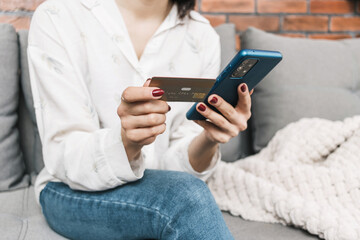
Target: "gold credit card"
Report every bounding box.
[149,77,216,102]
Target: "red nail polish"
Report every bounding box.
[152,89,164,97]
[168,105,171,111]
[210,96,218,104]
[241,84,247,93]
[198,104,206,112]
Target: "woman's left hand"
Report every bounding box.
[194,83,253,144]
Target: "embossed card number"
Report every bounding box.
[149,77,216,102]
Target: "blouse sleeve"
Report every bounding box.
[28,3,145,191]
[160,26,222,181]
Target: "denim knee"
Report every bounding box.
[159,171,229,239]
[166,171,216,211]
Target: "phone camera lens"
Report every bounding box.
[231,58,259,78]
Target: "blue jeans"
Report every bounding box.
[40,170,234,240]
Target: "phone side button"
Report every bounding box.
[220,66,231,78]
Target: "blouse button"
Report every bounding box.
[93,162,98,173]
[112,35,124,44]
[112,54,121,65]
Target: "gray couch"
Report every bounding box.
[4,20,359,239]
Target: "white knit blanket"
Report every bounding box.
[207,116,360,240]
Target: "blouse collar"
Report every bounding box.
[79,0,187,73]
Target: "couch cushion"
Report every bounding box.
[241,27,360,152]
[215,23,237,70]
[18,30,44,175]
[222,212,319,240]
[0,186,67,239]
[0,23,30,191]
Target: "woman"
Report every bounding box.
[28,0,252,239]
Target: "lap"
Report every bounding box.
[39,169,216,240]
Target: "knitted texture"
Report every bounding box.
[208,116,360,240]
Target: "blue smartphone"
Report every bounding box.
[186,49,282,120]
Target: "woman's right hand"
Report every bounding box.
[117,80,170,161]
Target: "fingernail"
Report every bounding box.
[198,104,206,112]
[241,84,247,93]
[146,78,152,81]
[168,105,171,111]
[152,89,164,97]
[210,96,218,104]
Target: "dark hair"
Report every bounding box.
[171,0,196,19]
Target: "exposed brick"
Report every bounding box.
[203,14,226,27]
[236,34,241,51]
[201,0,254,13]
[0,15,31,30]
[310,0,355,14]
[1,0,359,43]
[0,0,44,11]
[283,16,328,31]
[309,33,352,40]
[258,0,307,13]
[279,33,306,38]
[331,17,360,31]
[229,15,279,31]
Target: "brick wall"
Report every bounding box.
[0,0,359,48]
[198,0,360,49]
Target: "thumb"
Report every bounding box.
[143,78,152,87]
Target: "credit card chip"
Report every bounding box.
[193,93,206,99]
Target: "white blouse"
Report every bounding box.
[28,0,221,204]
